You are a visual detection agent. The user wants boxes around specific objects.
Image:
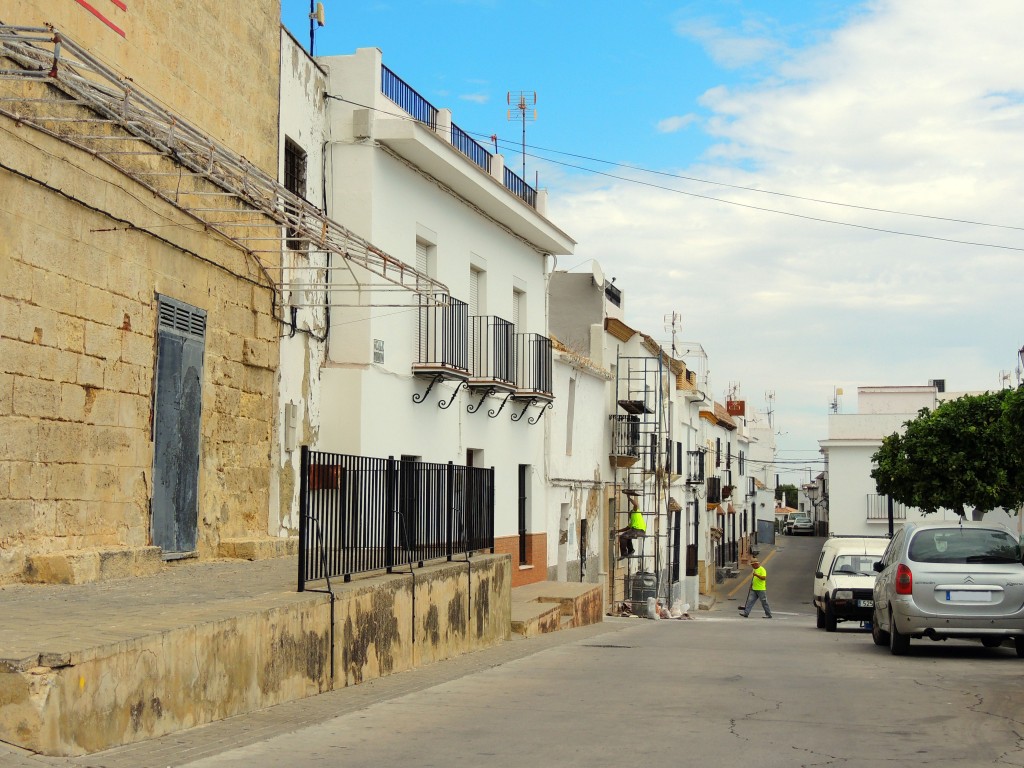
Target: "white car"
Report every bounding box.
[813,536,889,632]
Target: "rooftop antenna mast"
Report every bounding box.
[663,311,682,357]
[507,91,537,183]
[765,391,775,430]
[309,2,325,55]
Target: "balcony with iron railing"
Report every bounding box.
[413,295,469,375]
[687,449,706,486]
[513,333,553,398]
[451,123,492,174]
[468,315,516,389]
[504,166,537,207]
[380,63,538,210]
[381,64,438,130]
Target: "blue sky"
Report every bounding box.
[282,2,1024,486]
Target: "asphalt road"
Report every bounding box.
[171,535,1024,768]
[8,535,1023,768]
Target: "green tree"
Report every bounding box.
[775,483,798,508]
[871,388,1024,519]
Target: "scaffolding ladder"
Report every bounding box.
[608,348,679,615]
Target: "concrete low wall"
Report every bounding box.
[0,554,511,757]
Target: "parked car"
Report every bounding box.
[790,515,814,536]
[813,536,889,631]
[872,521,1024,656]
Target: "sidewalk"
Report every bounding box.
[0,554,601,760]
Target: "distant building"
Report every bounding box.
[820,382,1020,536]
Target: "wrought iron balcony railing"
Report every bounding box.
[504,166,537,207]
[514,333,553,397]
[451,123,492,174]
[469,315,515,387]
[414,295,469,373]
[687,449,706,486]
[381,64,437,129]
[707,476,722,504]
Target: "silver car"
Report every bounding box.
[872,521,1024,656]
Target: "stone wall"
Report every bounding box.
[1,0,281,174]
[0,108,279,582]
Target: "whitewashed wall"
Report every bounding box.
[272,30,330,537]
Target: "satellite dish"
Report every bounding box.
[591,260,605,287]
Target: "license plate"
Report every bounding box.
[945,590,990,603]
[857,599,873,608]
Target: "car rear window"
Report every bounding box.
[908,528,1021,564]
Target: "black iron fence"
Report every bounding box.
[298,448,495,590]
[514,332,553,395]
[415,294,469,371]
[381,64,438,129]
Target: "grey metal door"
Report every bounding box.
[152,296,206,556]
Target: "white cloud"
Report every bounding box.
[674,16,783,69]
[656,115,698,134]
[552,1,1024,477]
[459,92,489,104]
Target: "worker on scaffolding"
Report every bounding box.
[617,490,646,560]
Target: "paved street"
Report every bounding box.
[8,536,1024,768]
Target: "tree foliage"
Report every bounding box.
[871,387,1024,518]
[775,484,798,508]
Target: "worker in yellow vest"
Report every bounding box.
[740,558,773,618]
[617,490,646,560]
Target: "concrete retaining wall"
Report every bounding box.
[0,555,511,757]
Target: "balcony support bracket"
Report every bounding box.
[527,401,553,426]
[438,380,468,410]
[412,374,444,404]
[467,387,495,414]
[488,392,514,419]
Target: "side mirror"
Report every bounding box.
[815,571,824,579]
[873,561,884,573]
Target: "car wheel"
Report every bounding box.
[816,605,826,629]
[981,637,1002,649]
[889,609,910,656]
[824,601,838,633]
[871,612,888,647]
[1015,638,1024,658]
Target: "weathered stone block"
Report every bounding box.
[13,376,60,418]
[0,372,13,416]
[218,537,297,560]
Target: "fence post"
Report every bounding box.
[447,461,455,561]
[386,455,397,573]
[298,445,309,592]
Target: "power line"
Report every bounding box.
[323,94,1024,251]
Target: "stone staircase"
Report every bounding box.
[510,581,604,637]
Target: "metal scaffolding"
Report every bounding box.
[609,348,676,614]
[0,24,449,309]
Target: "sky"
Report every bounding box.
[282,1,1024,486]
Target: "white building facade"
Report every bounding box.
[276,42,575,586]
[820,384,1020,537]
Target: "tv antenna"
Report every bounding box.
[663,311,682,356]
[830,386,844,414]
[765,391,775,430]
[507,91,537,183]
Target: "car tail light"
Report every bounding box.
[895,563,913,595]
